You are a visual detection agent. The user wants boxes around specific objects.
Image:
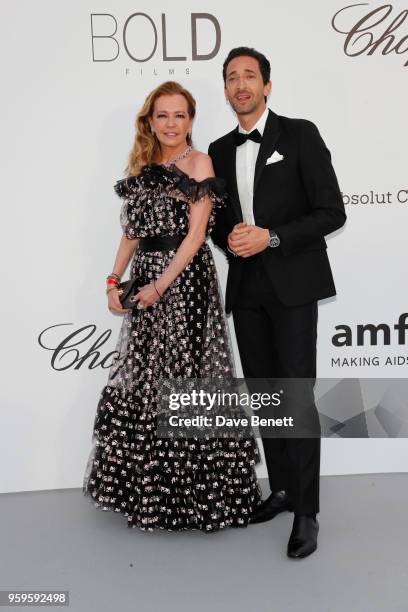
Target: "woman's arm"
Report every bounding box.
[133,155,215,308]
[111,234,139,278]
[157,154,215,294]
[107,234,139,313]
[155,196,212,295]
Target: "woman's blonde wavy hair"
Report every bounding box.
[125,81,196,176]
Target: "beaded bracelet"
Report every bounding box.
[106,273,121,282]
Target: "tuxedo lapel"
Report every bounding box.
[253,110,281,195]
[224,128,243,222]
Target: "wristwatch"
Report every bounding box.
[268,230,280,248]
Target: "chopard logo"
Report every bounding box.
[332,3,408,67]
[38,323,119,371]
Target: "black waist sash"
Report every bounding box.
[139,235,185,252]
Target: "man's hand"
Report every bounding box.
[228,223,269,257]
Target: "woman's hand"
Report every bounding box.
[131,282,162,309]
[107,287,131,314]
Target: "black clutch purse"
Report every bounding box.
[117,277,142,309]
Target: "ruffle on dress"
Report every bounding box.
[114,164,227,240]
[114,163,227,206]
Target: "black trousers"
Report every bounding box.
[232,256,320,515]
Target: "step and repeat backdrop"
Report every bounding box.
[1,0,407,492]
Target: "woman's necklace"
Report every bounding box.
[162,145,193,167]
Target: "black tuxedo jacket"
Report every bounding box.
[208,109,346,313]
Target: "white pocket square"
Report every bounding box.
[266,150,284,165]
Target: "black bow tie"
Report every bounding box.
[234,129,263,146]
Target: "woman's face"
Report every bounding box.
[149,94,192,149]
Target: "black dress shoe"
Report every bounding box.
[249,490,293,524]
[287,514,319,559]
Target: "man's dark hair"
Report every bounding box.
[222,47,271,84]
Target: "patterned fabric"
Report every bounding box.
[83,163,261,531]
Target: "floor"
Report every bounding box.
[1,474,407,612]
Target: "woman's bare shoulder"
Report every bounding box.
[185,150,215,182]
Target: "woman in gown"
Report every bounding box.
[83,81,261,531]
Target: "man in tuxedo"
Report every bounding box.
[208,47,346,559]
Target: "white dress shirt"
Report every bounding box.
[236,106,270,225]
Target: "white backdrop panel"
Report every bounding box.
[1,0,407,493]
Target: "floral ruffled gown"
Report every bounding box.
[83,163,261,531]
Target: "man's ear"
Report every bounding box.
[264,80,272,98]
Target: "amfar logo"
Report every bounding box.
[332,313,408,346]
[332,3,408,67]
[90,12,221,62]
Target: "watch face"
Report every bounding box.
[269,233,280,248]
